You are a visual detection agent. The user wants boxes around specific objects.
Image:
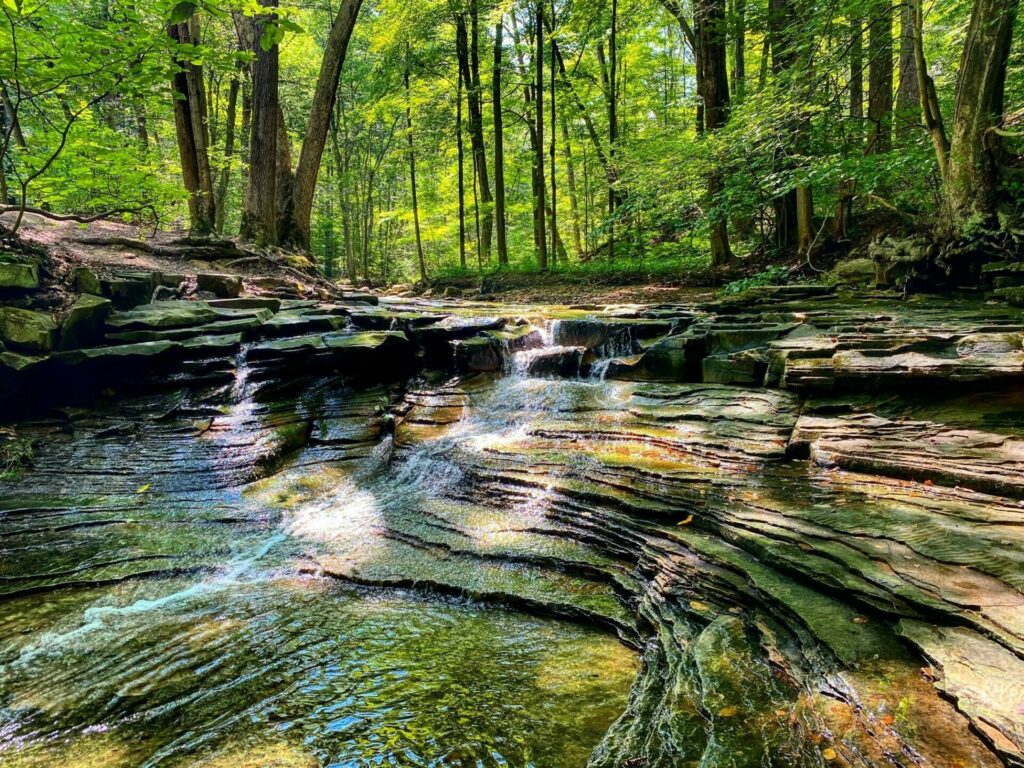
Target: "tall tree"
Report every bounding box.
[695,0,732,264]
[238,8,278,245]
[492,17,509,266]
[169,16,216,235]
[535,0,548,270]
[405,45,427,283]
[867,0,893,154]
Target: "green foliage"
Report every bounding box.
[721,265,791,295]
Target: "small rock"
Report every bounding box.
[73,266,102,295]
[442,286,463,298]
[197,272,242,299]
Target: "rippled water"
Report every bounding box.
[0,325,638,768]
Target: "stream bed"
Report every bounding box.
[2,296,1023,767]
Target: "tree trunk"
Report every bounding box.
[535,0,548,270]
[896,0,919,124]
[944,0,1019,226]
[549,0,557,268]
[457,66,467,270]
[493,18,509,266]
[286,0,363,250]
[867,0,893,155]
[238,7,278,246]
[169,18,216,235]
[214,69,240,233]
[561,116,584,257]
[695,0,732,265]
[732,0,745,97]
[456,8,494,262]
[768,0,797,251]
[909,0,949,180]
[405,49,427,283]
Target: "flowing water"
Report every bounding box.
[0,306,1014,768]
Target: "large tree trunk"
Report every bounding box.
[731,0,746,96]
[169,18,216,235]
[286,0,363,250]
[695,0,732,265]
[238,7,279,246]
[867,0,893,155]
[492,18,509,266]
[896,0,919,123]
[768,0,797,251]
[944,0,1019,226]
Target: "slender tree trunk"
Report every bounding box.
[535,0,548,270]
[768,0,797,251]
[493,18,508,266]
[457,67,468,270]
[0,83,26,149]
[169,18,216,235]
[405,48,427,283]
[456,8,494,262]
[909,0,949,180]
[215,69,240,233]
[867,0,893,155]
[288,0,363,249]
[238,7,278,245]
[549,0,557,268]
[732,0,745,97]
[561,116,584,257]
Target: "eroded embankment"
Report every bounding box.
[1,285,1023,767]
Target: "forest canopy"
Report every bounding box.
[1,0,1021,285]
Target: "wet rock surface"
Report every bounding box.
[1,286,1023,766]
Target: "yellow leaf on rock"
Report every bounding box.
[689,601,709,612]
[677,514,694,526]
[822,747,838,761]
[136,484,151,494]
[718,706,739,717]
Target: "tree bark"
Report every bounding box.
[238,7,278,246]
[214,69,240,233]
[492,18,509,266]
[560,116,584,258]
[732,0,745,97]
[944,0,1019,226]
[695,0,732,265]
[896,0,919,123]
[169,18,216,235]
[457,66,467,270]
[909,0,949,180]
[287,0,363,250]
[768,0,797,251]
[867,0,894,155]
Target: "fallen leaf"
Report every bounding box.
[718,706,739,717]
[677,514,694,526]
[136,483,151,494]
[852,615,869,624]
[924,479,933,487]
[689,600,710,612]
[822,747,838,761]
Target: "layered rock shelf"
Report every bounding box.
[2,283,1024,767]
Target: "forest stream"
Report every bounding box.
[1,290,1023,768]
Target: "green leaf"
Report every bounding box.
[259,21,283,52]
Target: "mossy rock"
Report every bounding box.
[0,307,58,352]
[59,294,112,351]
[0,259,40,290]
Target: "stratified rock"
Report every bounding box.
[702,348,768,385]
[73,265,102,295]
[100,275,151,310]
[197,272,242,298]
[830,257,879,286]
[0,307,58,352]
[59,294,112,351]
[106,302,218,331]
[641,332,704,380]
[207,297,282,312]
[518,346,585,377]
[899,621,1024,765]
[0,258,40,289]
